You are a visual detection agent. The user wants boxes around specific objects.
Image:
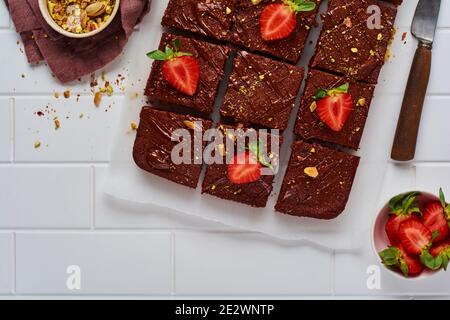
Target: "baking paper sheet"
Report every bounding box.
[104,0,405,251]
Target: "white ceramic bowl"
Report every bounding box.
[38,0,120,38]
[372,191,442,280]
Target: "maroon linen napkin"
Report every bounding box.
[6,0,151,83]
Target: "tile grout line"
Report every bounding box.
[89,165,95,230]
[12,232,16,295]
[9,97,15,163]
[171,232,175,296]
[330,250,335,296]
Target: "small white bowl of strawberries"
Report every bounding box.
[373,189,450,279]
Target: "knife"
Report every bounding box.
[391,0,441,161]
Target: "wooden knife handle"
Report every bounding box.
[391,42,432,161]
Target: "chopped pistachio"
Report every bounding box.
[304,167,319,178]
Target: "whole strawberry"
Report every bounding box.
[260,0,316,41]
[422,188,450,242]
[147,38,200,96]
[385,191,421,245]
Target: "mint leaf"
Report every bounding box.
[314,89,327,100]
[290,0,316,12]
[165,45,173,57]
[173,38,180,51]
[147,50,167,61]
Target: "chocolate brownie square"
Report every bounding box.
[294,69,375,150]
[231,0,322,64]
[202,124,282,207]
[275,140,360,220]
[145,33,231,114]
[161,0,237,42]
[133,107,212,188]
[221,51,304,130]
[310,0,397,84]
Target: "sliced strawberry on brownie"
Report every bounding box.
[228,152,262,185]
[260,0,316,41]
[313,83,353,132]
[147,38,200,96]
[379,244,424,277]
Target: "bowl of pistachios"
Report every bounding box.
[39,0,120,38]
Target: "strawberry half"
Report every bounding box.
[313,83,353,132]
[147,38,200,96]
[423,202,449,242]
[228,152,262,185]
[385,191,421,245]
[379,245,423,277]
[260,0,316,41]
[398,219,432,255]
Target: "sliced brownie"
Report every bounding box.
[221,51,304,130]
[310,0,397,84]
[145,33,231,114]
[275,140,360,220]
[295,69,375,150]
[161,0,237,42]
[231,0,322,64]
[133,107,212,188]
[202,124,282,207]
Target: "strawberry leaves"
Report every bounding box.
[314,83,349,101]
[438,188,450,226]
[286,0,316,12]
[248,141,273,169]
[379,246,408,277]
[388,191,421,216]
[147,39,193,61]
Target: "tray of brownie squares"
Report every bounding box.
[105,0,404,250]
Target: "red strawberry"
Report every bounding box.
[399,219,432,255]
[384,191,421,245]
[228,152,262,185]
[421,241,450,271]
[316,94,353,132]
[162,56,200,96]
[313,83,353,132]
[147,38,200,96]
[379,245,423,277]
[423,202,449,242]
[260,1,316,41]
[386,215,419,246]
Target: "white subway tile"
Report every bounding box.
[0,98,11,162]
[416,165,450,194]
[94,166,229,230]
[14,96,123,162]
[15,232,172,294]
[334,239,450,296]
[0,234,13,294]
[0,166,90,228]
[175,232,332,295]
[415,97,450,162]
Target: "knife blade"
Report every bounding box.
[411,0,441,45]
[391,0,441,161]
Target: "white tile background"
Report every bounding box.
[1,0,450,298]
